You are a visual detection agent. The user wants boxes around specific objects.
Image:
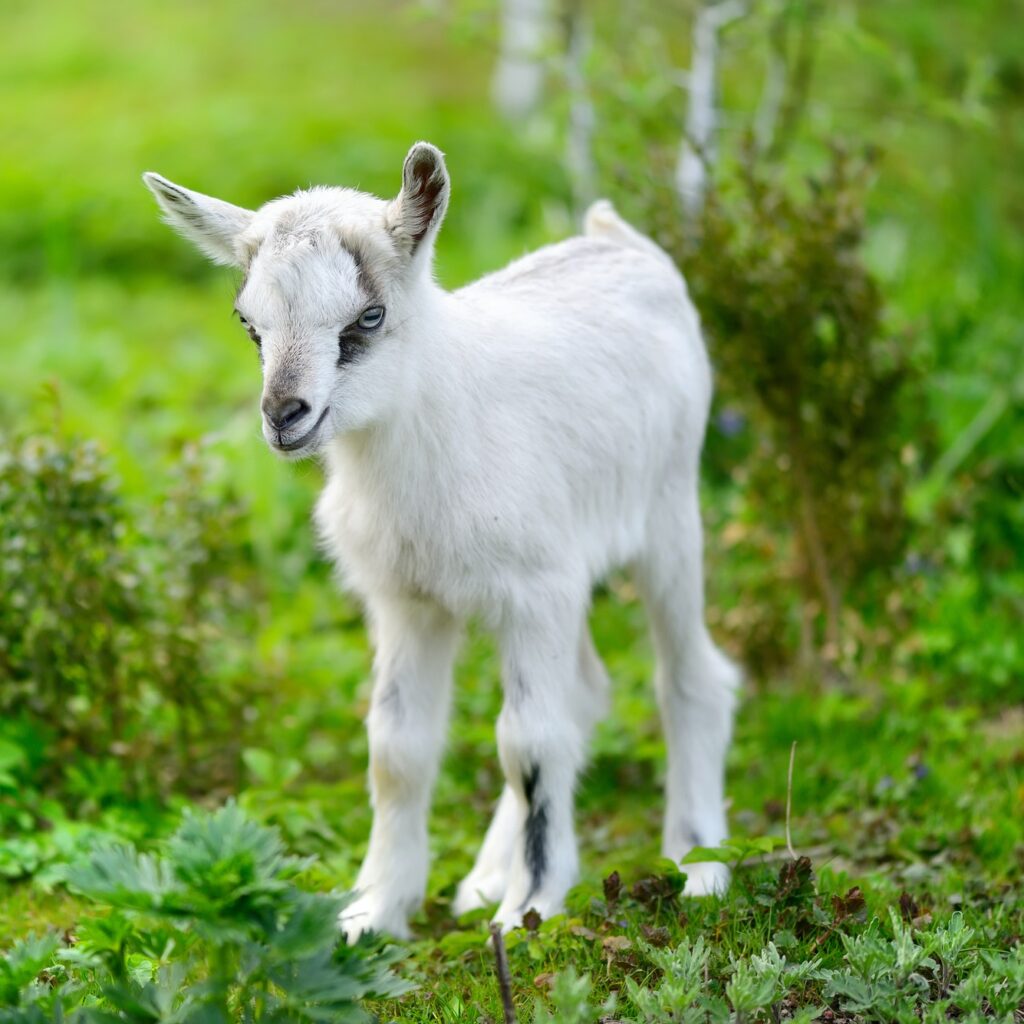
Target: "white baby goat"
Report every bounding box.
[143,142,738,939]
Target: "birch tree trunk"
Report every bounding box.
[564,0,596,213]
[492,0,554,119]
[676,0,746,219]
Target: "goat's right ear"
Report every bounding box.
[387,142,450,264]
[142,173,254,267]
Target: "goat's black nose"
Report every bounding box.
[262,396,311,431]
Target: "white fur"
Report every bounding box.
[143,143,739,939]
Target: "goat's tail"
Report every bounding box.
[583,199,675,267]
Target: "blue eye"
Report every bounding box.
[357,306,385,330]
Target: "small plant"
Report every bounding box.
[0,804,409,1024]
[821,908,1022,1023]
[624,936,718,1023]
[533,967,613,1024]
[726,942,824,1023]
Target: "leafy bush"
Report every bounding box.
[674,144,917,670]
[0,429,262,799]
[0,804,408,1024]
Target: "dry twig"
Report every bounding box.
[489,923,518,1024]
[785,740,798,859]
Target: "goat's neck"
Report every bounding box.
[328,277,464,480]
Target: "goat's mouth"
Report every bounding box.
[271,407,329,453]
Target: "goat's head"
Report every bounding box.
[143,142,450,457]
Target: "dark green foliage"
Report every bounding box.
[670,144,917,668]
[0,429,261,798]
[904,436,1024,702]
[583,2,1022,684]
[0,804,408,1024]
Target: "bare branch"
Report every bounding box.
[767,0,821,161]
[755,15,787,153]
[785,740,797,860]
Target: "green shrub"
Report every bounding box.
[653,143,919,672]
[0,804,408,1024]
[0,429,262,799]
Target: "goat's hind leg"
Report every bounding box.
[636,489,739,896]
[483,597,598,930]
[341,598,460,941]
[453,628,610,917]
[451,784,518,916]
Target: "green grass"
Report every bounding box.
[1,0,1022,1020]
[4,601,1019,1018]
[220,624,1024,1019]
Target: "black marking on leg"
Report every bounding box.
[683,826,703,850]
[522,762,548,906]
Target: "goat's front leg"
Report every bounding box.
[341,598,459,941]
[453,629,610,916]
[491,599,587,931]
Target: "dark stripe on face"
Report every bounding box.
[337,333,370,368]
[343,243,381,304]
[521,762,548,907]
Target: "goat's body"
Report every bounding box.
[318,221,710,620]
[145,148,737,941]
[315,208,737,935]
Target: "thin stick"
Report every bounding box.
[785,740,797,860]
[752,842,831,865]
[489,923,518,1024]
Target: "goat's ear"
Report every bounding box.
[387,142,450,262]
[142,173,254,267]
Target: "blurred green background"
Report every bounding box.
[1,0,1022,1017]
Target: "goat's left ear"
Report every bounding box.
[387,142,450,262]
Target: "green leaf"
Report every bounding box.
[680,836,784,865]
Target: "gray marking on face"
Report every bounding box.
[346,244,371,299]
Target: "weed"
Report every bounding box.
[0,804,407,1024]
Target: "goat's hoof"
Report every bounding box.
[682,861,730,897]
[339,895,413,944]
[452,871,506,916]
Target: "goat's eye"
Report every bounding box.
[356,306,385,331]
[237,314,261,347]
